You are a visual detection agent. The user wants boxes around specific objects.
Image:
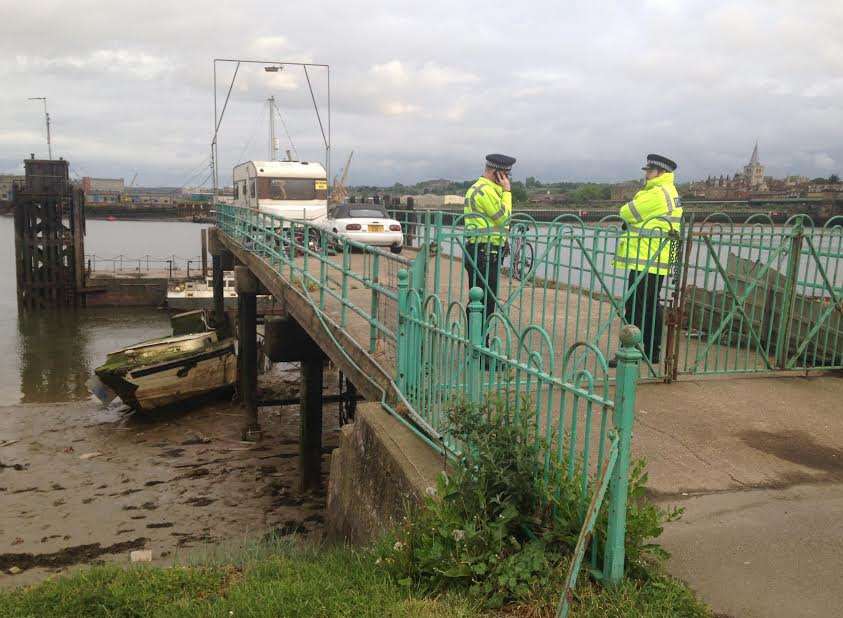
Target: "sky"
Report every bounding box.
[1,0,841,187]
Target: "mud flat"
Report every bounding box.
[0,368,339,588]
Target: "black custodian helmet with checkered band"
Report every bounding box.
[485,153,517,172]
[642,154,677,172]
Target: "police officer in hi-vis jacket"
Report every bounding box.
[611,153,683,367]
[463,153,516,328]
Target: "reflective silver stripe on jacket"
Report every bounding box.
[465,185,484,212]
[490,204,508,222]
[627,199,643,222]
[659,186,675,214]
[630,228,670,238]
[614,256,672,269]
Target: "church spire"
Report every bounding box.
[749,141,760,165]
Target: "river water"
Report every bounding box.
[0,217,209,405]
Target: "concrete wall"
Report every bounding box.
[326,403,446,543]
[85,276,168,307]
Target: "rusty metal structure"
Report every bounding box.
[13,155,86,310]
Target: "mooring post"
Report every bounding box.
[235,265,261,441]
[299,356,325,492]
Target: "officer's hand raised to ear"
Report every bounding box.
[496,170,511,192]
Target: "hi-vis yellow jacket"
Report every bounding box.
[463,176,512,246]
[613,172,682,275]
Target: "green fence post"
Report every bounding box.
[432,210,443,292]
[603,324,642,586]
[397,269,410,389]
[369,253,380,353]
[341,243,351,327]
[775,221,804,368]
[319,232,327,310]
[411,248,428,299]
[467,286,484,404]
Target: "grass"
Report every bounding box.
[0,537,710,618]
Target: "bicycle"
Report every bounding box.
[506,223,535,281]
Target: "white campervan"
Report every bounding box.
[232,160,328,226]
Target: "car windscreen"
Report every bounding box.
[258,177,327,200]
[348,208,388,218]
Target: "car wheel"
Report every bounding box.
[390,244,403,255]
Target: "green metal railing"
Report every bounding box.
[673,214,843,376]
[217,203,644,598]
[387,208,678,379]
[218,203,842,609]
[388,208,842,379]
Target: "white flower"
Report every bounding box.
[425,486,437,497]
[452,529,465,542]
[393,541,404,551]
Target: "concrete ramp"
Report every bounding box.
[634,375,843,618]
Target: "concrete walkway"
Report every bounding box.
[633,374,843,618]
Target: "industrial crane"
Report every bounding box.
[330,150,353,204]
[121,172,138,203]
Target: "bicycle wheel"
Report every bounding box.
[516,241,534,280]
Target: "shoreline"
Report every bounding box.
[0,367,338,588]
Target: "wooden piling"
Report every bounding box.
[200,228,208,279]
[212,255,225,331]
[13,157,85,310]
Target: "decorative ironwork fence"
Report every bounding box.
[216,204,643,601]
[387,208,843,379]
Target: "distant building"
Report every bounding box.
[690,142,776,198]
[81,176,125,204]
[742,142,766,191]
[125,186,180,205]
[402,194,463,208]
[0,174,25,202]
[81,177,125,193]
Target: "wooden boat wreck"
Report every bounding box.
[90,310,236,411]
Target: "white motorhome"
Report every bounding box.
[232,160,328,226]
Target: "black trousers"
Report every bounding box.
[624,270,664,363]
[464,243,500,327]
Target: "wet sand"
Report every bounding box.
[0,367,340,588]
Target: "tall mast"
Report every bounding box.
[268,96,279,161]
[28,97,52,159]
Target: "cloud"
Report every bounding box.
[418,62,479,87]
[249,36,289,55]
[379,101,422,116]
[371,60,408,85]
[814,153,836,171]
[0,0,841,186]
[11,50,173,80]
